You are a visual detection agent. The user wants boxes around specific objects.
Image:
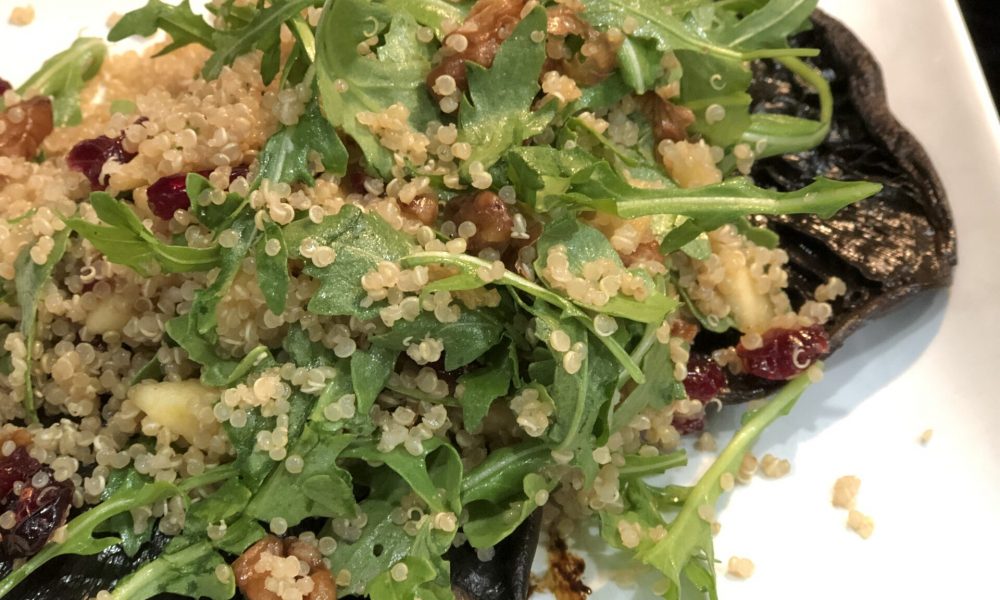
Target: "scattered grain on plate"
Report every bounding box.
[8,5,34,26]
[759,453,791,479]
[846,509,875,539]
[919,428,933,445]
[695,431,717,452]
[727,556,755,579]
[832,475,861,509]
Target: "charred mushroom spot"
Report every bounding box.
[536,535,591,600]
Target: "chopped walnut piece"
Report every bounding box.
[545,4,621,86]
[233,535,337,600]
[399,195,440,226]
[0,97,54,159]
[427,0,527,98]
[639,92,695,144]
[445,191,514,254]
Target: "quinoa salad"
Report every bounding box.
[0,1,886,599]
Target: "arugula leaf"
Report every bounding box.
[456,6,554,173]
[365,524,454,600]
[370,308,505,371]
[226,390,315,491]
[13,228,70,420]
[463,472,554,548]
[15,37,106,126]
[533,216,677,324]
[400,252,644,383]
[344,438,462,514]
[560,162,882,220]
[634,373,813,597]
[580,0,817,61]
[329,493,414,596]
[93,467,154,557]
[166,478,264,556]
[0,482,180,598]
[68,194,220,276]
[255,220,290,315]
[610,342,687,433]
[715,0,818,50]
[246,425,357,526]
[202,0,314,80]
[183,173,246,232]
[316,0,434,177]
[108,541,234,600]
[350,345,397,418]
[456,345,512,430]
[108,0,214,55]
[284,205,413,319]
[528,303,618,465]
[617,35,664,94]
[164,209,256,367]
[376,0,471,36]
[461,441,548,504]
[675,50,753,147]
[256,99,349,187]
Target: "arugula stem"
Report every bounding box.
[644,371,813,584]
[619,450,688,478]
[741,56,834,158]
[618,321,659,388]
[400,252,645,383]
[177,464,238,493]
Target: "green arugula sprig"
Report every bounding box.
[13,229,70,421]
[11,37,106,126]
[68,193,221,275]
[455,5,555,173]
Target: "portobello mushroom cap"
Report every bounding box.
[709,10,957,402]
[0,10,956,600]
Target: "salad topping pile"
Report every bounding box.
[0,0,880,598]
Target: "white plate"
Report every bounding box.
[3,1,1000,599]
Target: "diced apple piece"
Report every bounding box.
[85,294,134,334]
[715,246,774,333]
[130,380,220,444]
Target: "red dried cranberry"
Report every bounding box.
[0,446,41,499]
[0,77,11,96]
[684,354,727,401]
[146,166,249,220]
[146,172,191,220]
[737,325,829,381]
[1,469,73,559]
[672,414,705,435]
[66,134,136,190]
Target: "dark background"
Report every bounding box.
[959,0,999,103]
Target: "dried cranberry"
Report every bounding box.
[1,470,73,559]
[66,134,136,189]
[737,325,829,381]
[684,354,727,401]
[146,166,249,220]
[0,446,41,499]
[0,77,11,96]
[672,414,705,435]
[146,172,192,220]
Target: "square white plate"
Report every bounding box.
[3,1,999,599]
